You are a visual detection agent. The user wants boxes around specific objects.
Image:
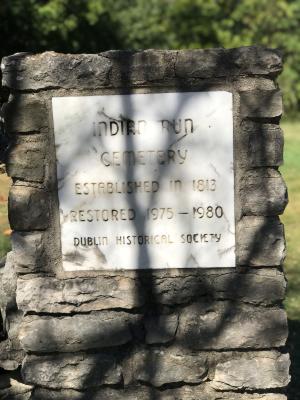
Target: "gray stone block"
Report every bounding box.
[2,47,281,91]
[0,251,17,312]
[144,313,178,344]
[0,46,290,399]
[177,302,287,349]
[240,168,288,216]
[237,216,285,266]
[22,353,122,389]
[216,394,287,400]
[6,135,45,182]
[123,348,208,387]
[0,339,25,370]
[16,269,286,315]
[103,49,176,84]
[0,378,32,400]
[211,269,286,305]
[5,310,23,350]
[2,94,47,133]
[240,89,282,118]
[31,387,288,400]
[11,231,46,273]
[175,47,282,78]
[152,270,209,305]
[240,121,283,167]
[231,46,283,76]
[151,268,286,306]
[32,387,157,400]
[8,185,49,230]
[212,352,290,390]
[175,48,228,78]
[2,52,112,90]
[211,268,286,304]
[19,312,137,352]
[17,275,145,313]
[32,389,84,400]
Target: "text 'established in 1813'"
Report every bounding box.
[52,92,235,271]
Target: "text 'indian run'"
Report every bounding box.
[92,117,194,167]
[92,118,194,137]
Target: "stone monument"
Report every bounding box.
[0,47,290,399]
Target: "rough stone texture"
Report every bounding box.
[177,302,287,349]
[144,314,178,344]
[212,352,290,391]
[0,47,289,399]
[240,168,288,216]
[121,349,290,391]
[0,378,32,400]
[6,135,46,182]
[0,251,17,312]
[8,185,49,230]
[15,268,286,314]
[175,47,282,78]
[237,216,285,266]
[11,231,47,273]
[151,268,286,305]
[1,47,282,91]
[31,387,287,400]
[2,94,47,133]
[2,52,112,90]
[19,312,137,352]
[22,353,122,389]
[123,348,208,387]
[240,122,283,167]
[0,253,25,372]
[240,89,282,119]
[5,311,23,350]
[17,275,145,313]
[0,339,25,370]
[104,50,176,84]
[209,268,286,304]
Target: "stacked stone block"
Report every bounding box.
[0,47,290,399]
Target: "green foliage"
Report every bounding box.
[281,120,300,320]
[280,120,300,399]
[217,0,300,114]
[1,0,300,114]
[0,234,10,259]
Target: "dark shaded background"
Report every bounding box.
[1,0,300,115]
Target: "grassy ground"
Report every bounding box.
[281,120,300,399]
[0,122,299,396]
[281,121,300,318]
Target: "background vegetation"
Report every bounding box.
[280,121,300,399]
[0,0,299,397]
[0,175,10,259]
[1,0,300,115]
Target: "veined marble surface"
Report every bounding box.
[52,91,235,271]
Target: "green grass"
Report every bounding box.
[281,121,300,319]
[281,120,300,399]
[0,234,10,259]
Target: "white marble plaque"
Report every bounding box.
[52,92,235,271]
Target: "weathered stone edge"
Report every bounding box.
[1,47,282,91]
